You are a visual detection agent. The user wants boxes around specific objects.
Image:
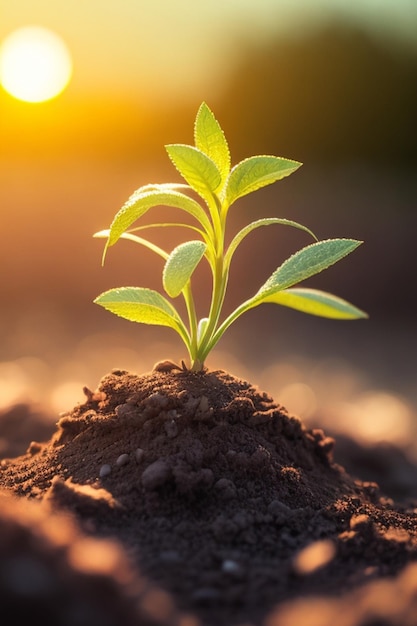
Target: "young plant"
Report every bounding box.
[94,102,367,371]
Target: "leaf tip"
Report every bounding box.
[100,241,110,267]
[197,100,209,113]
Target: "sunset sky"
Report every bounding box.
[1,0,416,101]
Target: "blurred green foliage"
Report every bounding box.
[214,22,417,167]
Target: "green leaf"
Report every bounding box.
[256,239,363,299]
[165,144,222,202]
[94,287,183,329]
[163,240,207,298]
[94,229,169,262]
[261,287,369,319]
[106,188,212,250]
[208,239,365,350]
[225,218,317,268]
[194,102,230,184]
[134,182,190,193]
[224,155,302,205]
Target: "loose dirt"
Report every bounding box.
[1,365,416,625]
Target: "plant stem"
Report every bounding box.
[198,296,256,363]
[195,195,230,365]
[182,282,199,363]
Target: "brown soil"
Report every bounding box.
[1,365,417,626]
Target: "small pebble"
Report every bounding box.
[28,442,42,456]
[135,448,145,463]
[99,464,111,478]
[214,478,236,491]
[214,478,237,500]
[165,419,178,438]
[221,559,241,575]
[198,396,209,413]
[116,453,129,467]
[148,392,169,408]
[141,459,171,490]
[115,404,136,419]
[268,499,291,516]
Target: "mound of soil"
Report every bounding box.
[1,365,417,626]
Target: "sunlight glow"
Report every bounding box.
[0,26,72,103]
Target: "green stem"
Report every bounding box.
[199,254,224,350]
[182,282,199,363]
[198,296,257,363]
[195,195,230,363]
[174,318,193,358]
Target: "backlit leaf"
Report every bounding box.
[163,240,207,298]
[94,230,169,263]
[225,156,302,205]
[261,287,368,319]
[194,102,230,184]
[94,287,183,329]
[256,239,363,299]
[105,188,212,253]
[165,144,222,201]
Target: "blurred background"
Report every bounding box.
[0,1,416,466]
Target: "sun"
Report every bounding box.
[0,26,73,103]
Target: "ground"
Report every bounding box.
[1,365,416,626]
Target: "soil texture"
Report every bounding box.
[1,365,417,626]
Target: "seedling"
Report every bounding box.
[94,102,367,371]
